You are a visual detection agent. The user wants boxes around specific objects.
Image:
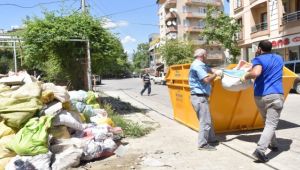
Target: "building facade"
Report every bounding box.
[231,0,300,62]
[156,0,225,66]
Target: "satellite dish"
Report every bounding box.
[172,21,177,26]
[167,21,172,26]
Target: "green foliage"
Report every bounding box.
[201,6,241,63]
[0,49,14,74]
[20,11,131,88]
[132,43,150,72]
[158,40,194,66]
[103,103,152,137]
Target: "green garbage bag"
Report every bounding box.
[7,116,53,156]
[85,91,100,109]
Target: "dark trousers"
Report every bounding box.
[141,83,151,95]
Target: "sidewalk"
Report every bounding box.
[91,89,300,170]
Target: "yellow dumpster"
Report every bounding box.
[166,64,297,133]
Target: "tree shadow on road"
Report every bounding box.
[98,96,148,115]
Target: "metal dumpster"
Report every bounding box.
[166,64,298,133]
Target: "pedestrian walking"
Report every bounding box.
[241,40,284,162]
[140,72,151,96]
[189,48,223,151]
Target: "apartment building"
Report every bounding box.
[231,0,300,62]
[155,0,225,66]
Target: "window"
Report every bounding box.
[199,7,206,14]
[282,0,290,13]
[235,0,242,9]
[285,63,294,71]
[261,12,267,23]
[288,46,300,60]
[295,62,300,73]
[197,20,205,28]
[183,6,189,13]
[237,18,243,26]
[183,19,190,27]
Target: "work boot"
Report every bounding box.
[252,149,269,162]
[208,140,220,146]
[198,144,217,151]
[268,144,279,152]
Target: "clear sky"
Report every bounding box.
[0,0,159,57]
[0,0,229,57]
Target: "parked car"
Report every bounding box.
[152,72,166,85]
[285,60,300,94]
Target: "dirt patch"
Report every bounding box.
[84,153,142,170]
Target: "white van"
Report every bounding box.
[285,60,300,94]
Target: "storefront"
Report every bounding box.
[270,33,300,61]
[251,33,300,61]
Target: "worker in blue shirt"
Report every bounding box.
[189,48,223,151]
[241,40,284,162]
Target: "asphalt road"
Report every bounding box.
[94,78,300,170]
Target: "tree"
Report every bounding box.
[201,6,241,63]
[0,49,14,74]
[158,40,194,66]
[132,43,150,73]
[19,11,130,89]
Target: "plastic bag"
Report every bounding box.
[51,147,83,170]
[7,116,53,156]
[0,135,16,159]
[41,90,55,104]
[5,152,52,170]
[49,126,71,139]
[221,70,253,92]
[0,121,15,138]
[41,83,70,103]
[53,110,83,131]
[0,97,42,129]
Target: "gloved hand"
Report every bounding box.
[240,73,247,83]
[214,70,223,77]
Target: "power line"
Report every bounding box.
[100,3,156,17]
[0,0,73,9]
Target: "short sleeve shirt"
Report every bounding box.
[251,53,283,96]
[189,59,212,95]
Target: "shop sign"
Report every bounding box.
[270,34,300,49]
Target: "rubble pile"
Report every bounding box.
[0,71,123,170]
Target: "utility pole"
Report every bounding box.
[13,41,17,73]
[81,0,86,13]
[81,0,92,90]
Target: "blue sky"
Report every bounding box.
[0,0,229,57]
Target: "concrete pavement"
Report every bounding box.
[95,79,300,170]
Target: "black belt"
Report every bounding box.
[191,93,208,97]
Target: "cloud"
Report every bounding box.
[121,36,136,44]
[102,18,128,29]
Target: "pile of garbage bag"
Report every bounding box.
[0,71,123,170]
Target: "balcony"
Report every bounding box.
[234,0,244,13]
[184,12,206,19]
[166,26,177,34]
[250,0,258,4]
[236,31,243,40]
[186,0,221,6]
[251,22,267,33]
[164,0,176,9]
[251,22,269,38]
[185,26,203,32]
[282,11,300,24]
